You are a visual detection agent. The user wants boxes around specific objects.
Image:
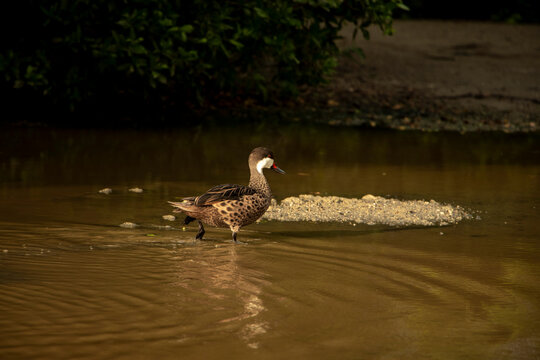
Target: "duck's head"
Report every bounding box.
[249,147,286,175]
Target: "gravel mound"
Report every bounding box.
[262,194,472,227]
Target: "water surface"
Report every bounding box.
[1,125,539,359]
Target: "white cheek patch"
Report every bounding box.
[256,157,274,174]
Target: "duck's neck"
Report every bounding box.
[249,168,272,196]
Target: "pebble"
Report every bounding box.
[99,188,112,194]
[152,225,173,230]
[119,222,138,228]
[129,187,144,193]
[162,215,176,221]
[361,194,378,202]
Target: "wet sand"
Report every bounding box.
[263,194,473,227]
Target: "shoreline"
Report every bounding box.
[3,20,538,133]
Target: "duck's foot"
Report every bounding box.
[231,231,247,244]
[195,221,205,240]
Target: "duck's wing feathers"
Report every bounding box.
[194,184,257,206]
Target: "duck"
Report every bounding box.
[169,147,285,243]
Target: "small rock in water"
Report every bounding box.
[119,222,138,228]
[162,215,176,221]
[361,194,378,202]
[151,224,173,230]
[99,188,113,194]
[129,187,144,193]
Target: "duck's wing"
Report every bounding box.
[193,184,257,206]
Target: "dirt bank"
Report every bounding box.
[297,20,540,132]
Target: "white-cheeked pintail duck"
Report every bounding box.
[169,147,285,243]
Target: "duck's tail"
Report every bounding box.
[168,200,198,225]
[168,198,195,213]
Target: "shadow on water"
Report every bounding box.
[1,123,538,188]
[0,123,539,359]
[270,225,432,239]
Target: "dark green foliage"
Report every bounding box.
[0,0,406,115]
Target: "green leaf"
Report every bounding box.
[254,7,269,19]
[131,44,148,55]
[159,18,173,27]
[179,25,194,33]
[157,74,167,84]
[289,54,300,64]
[397,3,410,11]
[229,39,243,49]
[117,19,130,28]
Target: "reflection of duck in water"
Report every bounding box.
[169,147,285,243]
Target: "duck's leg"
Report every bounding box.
[195,221,205,240]
[229,224,241,243]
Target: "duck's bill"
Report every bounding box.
[271,164,286,174]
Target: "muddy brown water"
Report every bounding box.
[1,125,539,359]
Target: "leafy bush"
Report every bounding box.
[0,0,407,114]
